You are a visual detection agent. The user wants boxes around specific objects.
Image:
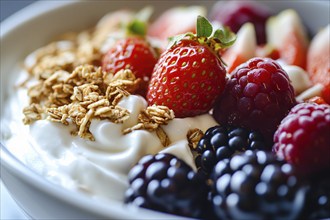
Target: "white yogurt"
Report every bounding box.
[3,78,218,202]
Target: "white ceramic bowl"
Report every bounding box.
[1,1,329,219]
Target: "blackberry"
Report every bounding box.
[124,153,207,218]
[305,176,330,219]
[195,125,269,178]
[210,150,307,220]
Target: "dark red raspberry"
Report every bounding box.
[209,0,272,44]
[212,57,297,142]
[273,102,330,176]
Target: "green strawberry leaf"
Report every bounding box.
[196,15,213,38]
[213,26,236,47]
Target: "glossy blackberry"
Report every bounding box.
[125,153,207,218]
[305,176,330,219]
[213,57,297,142]
[210,150,307,220]
[194,125,269,178]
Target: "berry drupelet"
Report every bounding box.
[305,176,330,219]
[210,150,307,220]
[194,125,269,178]
[125,153,207,218]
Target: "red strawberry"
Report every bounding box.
[102,37,159,96]
[273,102,330,176]
[147,16,236,118]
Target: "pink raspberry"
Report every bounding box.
[273,102,330,175]
[212,57,297,142]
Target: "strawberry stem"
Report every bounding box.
[167,15,236,52]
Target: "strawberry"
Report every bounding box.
[266,9,309,69]
[307,96,328,105]
[147,16,236,118]
[102,37,158,96]
[101,10,159,96]
[307,25,330,104]
[148,6,206,41]
[222,22,257,74]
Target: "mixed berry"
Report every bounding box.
[125,153,208,218]
[98,0,329,219]
[194,125,269,178]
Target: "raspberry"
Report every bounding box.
[210,150,307,220]
[194,125,269,178]
[212,57,297,142]
[209,0,271,44]
[273,102,330,175]
[124,153,207,218]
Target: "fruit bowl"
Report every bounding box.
[0,1,329,219]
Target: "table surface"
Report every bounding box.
[1,2,37,219]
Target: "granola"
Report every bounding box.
[23,64,138,140]
[123,105,174,146]
[21,17,174,143]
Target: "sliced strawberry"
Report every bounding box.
[102,37,159,96]
[147,16,235,118]
[307,25,330,104]
[255,44,280,60]
[322,85,330,104]
[147,6,206,41]
[307,96,328,105]
[222,22,257,73]
[266,9,309,69]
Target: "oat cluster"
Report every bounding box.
[24,63,140,140]
[124,105,175,146]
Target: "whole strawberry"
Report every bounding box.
[147,16,235,118]
[102,37,158,96]
[273,102,330,176]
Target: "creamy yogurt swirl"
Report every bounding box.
[4,81,217,201]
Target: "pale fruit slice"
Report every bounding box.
[281,64,312,95]
[306,25,330,103]
[147,6,206,41]
[222,22,257,73]
[266,9,309,69]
